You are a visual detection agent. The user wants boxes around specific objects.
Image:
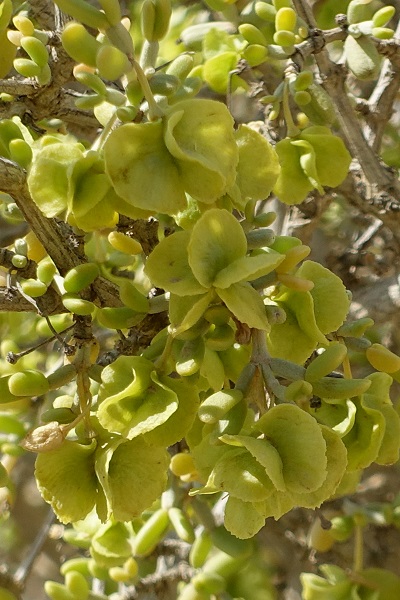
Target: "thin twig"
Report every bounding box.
[13,508,55,589]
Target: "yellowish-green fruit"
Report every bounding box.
[373,6,395,28]
[47,364,77,390]
[62,294,96,316]
[63,262,99,293]
[13,15,34,35]
[21,36,48,67]
[36,256,57,285]
[276,244,310,273]
[20,278,47,297]
[170,452,196,477]
[255,1,276,22]
[108,231,143,255]
[189,529,212,568]
[96,44,131,80]
[53,0,109,29]
[275,7,297,32]
[305,344,348,382]
[242,43,268,67]
[277,273,314,291]
[62,22,102,68]
[366,343,400,374]
[168,507,195,543]
[133,508,170,556]
[14,57,41,77]
[8,370,49,397]
[9,138,32,168]
[65,571,89,599]
[238,23,267,45]
[273,29,296,47]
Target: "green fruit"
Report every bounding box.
[63,262,99,293]
[8,370,50,396]
[37,256,57,285]
[205,323,235,351]
[8,138,32,168]
[273,29,296,47]
[54,0,109,29]
[366,343,400,373]
[189,529,213,568]
[20,278,47,297]
[168,507,195,543]
[21,36,48,67]
[372,6,395,28]
[47,364,77,390]
[238,23,267,45]
[133,508,170,556]
[0,375,18,405]
[192,571,226,594]
[61,22,102,68]
[11,254,28,269]
[305,344,347,382]
[65,571,89,599]
[14,57,41,77]
[198,389,243,424]
[149,73,180,96]
[62,295,96,316]
[275,7,297,32]
[255,2,276,22]
[96,44,131,81]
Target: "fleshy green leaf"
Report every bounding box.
[106,438,170,521]
[35,440,98,523]
[28,143,84,217]
[164,100,238,202]
[208,448,274,501]
[203,52,239,94]
[169,290,214,335]
[145,231,208,296]
[221,434,286,492]
[224,496,266,539]
[363,372,400,465]
[91,522,132,567]
[255,404,327,493]
[296,261,350,334]
[301,127,352,188]
[287,425,347,509]
[213,252,284,289]
[97,355,154,406]
[342,396,385,471]
[276,287,327,345]
[143,376,200,446]
[234,125,280,202]
[273,138,314,205]
[98,370,179,439]
[188,209,247,288]
[104,120,186,215]
[217,281,270,330]
[266,303,318,364]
